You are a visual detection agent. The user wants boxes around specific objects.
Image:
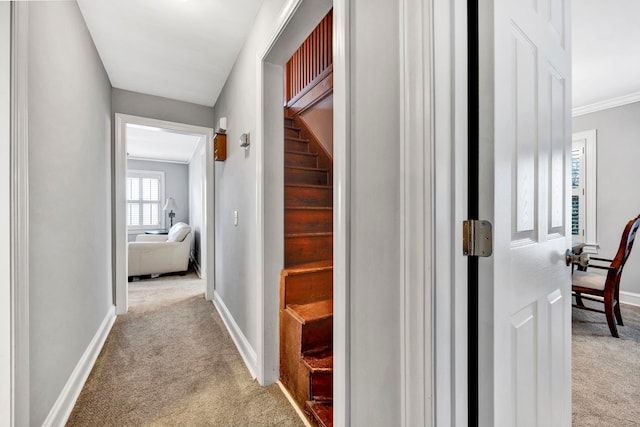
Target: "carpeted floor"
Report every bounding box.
[572,301,640,426]
[66,274,305,426]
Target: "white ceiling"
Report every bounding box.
[77,0,265,107]
[126,124,203,163]
[573,0,640,109]
[76,1,638,111]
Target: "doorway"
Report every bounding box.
[114,114,214,314]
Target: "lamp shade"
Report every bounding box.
[163,197,178,212]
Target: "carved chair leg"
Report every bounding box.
[574,292,585,307]
[604,294,620,338]
[614,300,624,326]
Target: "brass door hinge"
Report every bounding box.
[463,220,493,257]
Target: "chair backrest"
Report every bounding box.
[167,222,191,242]
[611,215,640,275]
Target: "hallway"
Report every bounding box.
[66,275,303,426]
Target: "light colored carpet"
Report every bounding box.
[66,275,304,426]
[572,301,640,426]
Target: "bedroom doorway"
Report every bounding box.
[114,114,214,314]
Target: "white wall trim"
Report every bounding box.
[255,0,303,387]
[126,156,191,165]
[212,292,257,378]
[584,130,597,245]
[190,254,202,278]
[332,1,351,426]
[114,114,214,314]
[572,91,640,117]
[620,291,640,307]
[0,3,11,424]
[255,3,350,425]
[42,307,116,427]
[399,0,433,425]
[10,3,30,425]
[433,0,469,425]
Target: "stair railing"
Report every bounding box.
[285,9,333,106]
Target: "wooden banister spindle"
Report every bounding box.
[284,9,333,104]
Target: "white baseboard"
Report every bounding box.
[212,292,257,378]
[620,291,640,307]
[190,254,202,278]
[42,306,116,427]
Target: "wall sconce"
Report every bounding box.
[240,132,250,149]
[216,117,227,134]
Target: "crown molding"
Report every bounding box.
[573,90,640,117]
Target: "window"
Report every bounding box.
[571,130,597,245]
[127,170,165,230]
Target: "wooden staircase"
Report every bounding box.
[280,114,333,427]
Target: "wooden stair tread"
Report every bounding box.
[285,165,329,172]
[302,350,333,372]
[285,231,333,238]
[285,126,302,131]
[285,183,333,189]
[282,260,333,273]
[286,299,333,324]
[285,136,310,142]
[306,401,333,427]
[285,150,317,156]
[285,206,332,211]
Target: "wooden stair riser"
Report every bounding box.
[285,234,333,266]
[285,151,319,168]
[306,401,333,427]
[285,138,309,152]
[285,185,333,207]
[284,117,294,127]
[281,268,333,309]
[301,316,332,353]
[292,115,333,186]
[309,371,332,401]
[285,167,328,185]
[285,209,333,234]
[280,312,308,406]
[280,310,332,406]
[285,127,302,138]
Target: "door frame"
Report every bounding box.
[431,0,471,425]
[114,114,215,314]
[255,0,344,418]
[8,2,30,425]
[1,2,13,424]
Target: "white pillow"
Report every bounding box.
[168,222,191,242]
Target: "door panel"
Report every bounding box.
[478,0,571,425]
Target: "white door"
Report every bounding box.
[477,0,572,425]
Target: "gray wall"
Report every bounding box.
[214,0,402,424]
[213,0,278,355]
[127,159,189,240]
[112,88,214,128]
[574,101,640,296]
[28,2,113,424]
[299,94,333,156]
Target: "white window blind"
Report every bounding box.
[571,130,597,246]
[127,170,165,230]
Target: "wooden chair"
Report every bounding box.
[572,215,640,337]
